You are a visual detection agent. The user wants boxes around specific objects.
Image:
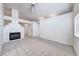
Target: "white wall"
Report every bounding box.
[73,37,79,55]
[32,21,39,37]
[39,12,73,45]
[0,4,4,54]
[73,3,79,56]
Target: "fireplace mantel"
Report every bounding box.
[3,9,24,42]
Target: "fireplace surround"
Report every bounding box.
[3,22,24,42]
[3,9,24,42]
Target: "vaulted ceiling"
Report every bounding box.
[3,3,73,21]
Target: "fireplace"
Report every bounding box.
[10,32,21,40]
[3,9,24,42]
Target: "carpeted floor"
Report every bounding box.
[1,37,75,56]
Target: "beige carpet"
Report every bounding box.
[1,37,75,56]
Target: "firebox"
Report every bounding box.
[9,32,21,40]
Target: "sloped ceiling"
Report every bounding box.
[3,3,73,21]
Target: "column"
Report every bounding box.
[27,24,33,37]
[24,24,28,36]
[32,21,39,37]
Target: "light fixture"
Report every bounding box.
[38,17,45,20]
[31,3,36,17]
[31,3,40,19]
[49,13,58,17]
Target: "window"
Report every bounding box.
[75,13,79,37]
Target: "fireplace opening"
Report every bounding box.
[9,32,21,40]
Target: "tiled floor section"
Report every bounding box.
[1,37,75,56]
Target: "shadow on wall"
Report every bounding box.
[39,12,73,46]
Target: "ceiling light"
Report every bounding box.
[38,17,45,20]
[49,13,58,17]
